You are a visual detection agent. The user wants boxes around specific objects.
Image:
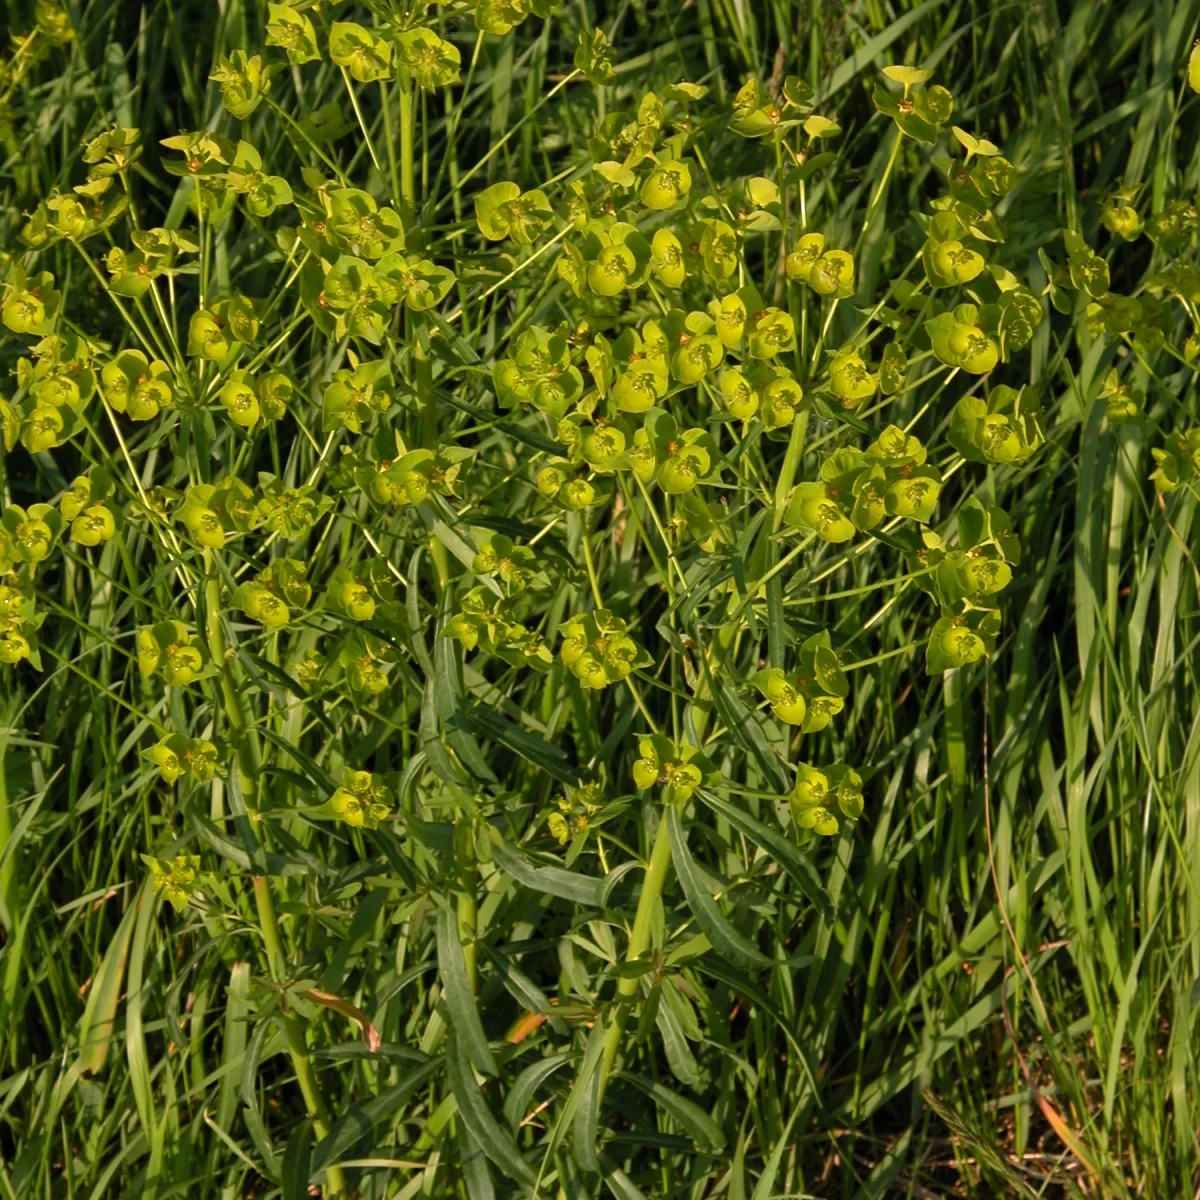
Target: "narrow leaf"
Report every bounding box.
[489,835,604,907]
[665,808,772,970]
[446,1031,537,1187]
[696,790,833,919]
[617,1070,725,1153]
[436,902,497,1075]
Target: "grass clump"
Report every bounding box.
[1,1,1200,1197]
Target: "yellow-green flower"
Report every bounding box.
[144,854,202,913]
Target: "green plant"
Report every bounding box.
[3,1,1200,1198]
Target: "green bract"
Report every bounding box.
[809,250,855,297]
[762,374,803,430]
[651,228,686,287]
[559,609,649,688]
[328,769,393,829]
[265,4,319,64]
[828,350,876,407]
[474,182,553,246]
[211,51,272,119]
[219,370,261,428]
[396,28,461,89]
[641,159,691,209]
[925,608,999,674]
[69,503,116,546]
[926,305,1000,373]
[147,734,218,784]
[784,429,943,542]
[949,385,1045,462]
[137,621,209,686]
[783,482,855,542]
[720,367,758,420]
[752,667,807,724]
[377,252,456,311]
[873,72,954,143]
[785,232,824,283]
[1150,429,1200,493]
[493,327,585,418]
[322,357,393,433]
[2,268,61,335]
[924,232,985,288]
[1102,198,1142,241]
[237,559,311,627]
[700,219,738,279]
[472,535,540,589]
[631,736,714,804]
[319,256,395,343]
[188,309,231,360]
[326,189,405,258]
[574,27,617,85]
[791,763,863,837]
[143,854,203,912]
[328,22,391,83]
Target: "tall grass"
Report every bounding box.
[0,1,1198,1198]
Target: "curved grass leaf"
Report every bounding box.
[502,1050,575,1129]
[468,704,581,785]
[280,1119,313,1200]
[489,835,604,907]
[706,678,788,793]
[664,808,772,970]
[458,1121,497,1200]
[446,1030,537,1188]
[309,1059,441,1175]
[615,1070,725,1154]
[696,789,833,919]
[435,902,496,1076]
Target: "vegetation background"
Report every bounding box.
[1,0,1199,1198]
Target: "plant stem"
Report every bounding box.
[380,76,402,207]
[339,66,381,176]
[204,562,346,1199]
[581,524,604,608]
[398,66,416,225]
[841,641,920,670]
[252,878,345,1190]
[455,815,478,993]
[598,815,673,1095]
[858,127,901,246]
[761,412,810,668]
[400,64,451,593]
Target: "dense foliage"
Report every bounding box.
[2,0,1200,1197]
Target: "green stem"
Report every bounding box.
[455,815,478,994]
[581,524,604,608]
[380,77,402,208]
[205,559,346,1198]
[398,66,416,225]
[842,641,920,671]
[858,127,901,248]
[203,572,260,785]
[264,96,349,186]
[415,341,451,591]
[599,815,674,1094]
[339,66,381,176]
[253,877,345,1196]
[809,297,841,376]
[772,412,809,533]
[400,67,450,593]
[763,412,809,668]
[0,710,21,938]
